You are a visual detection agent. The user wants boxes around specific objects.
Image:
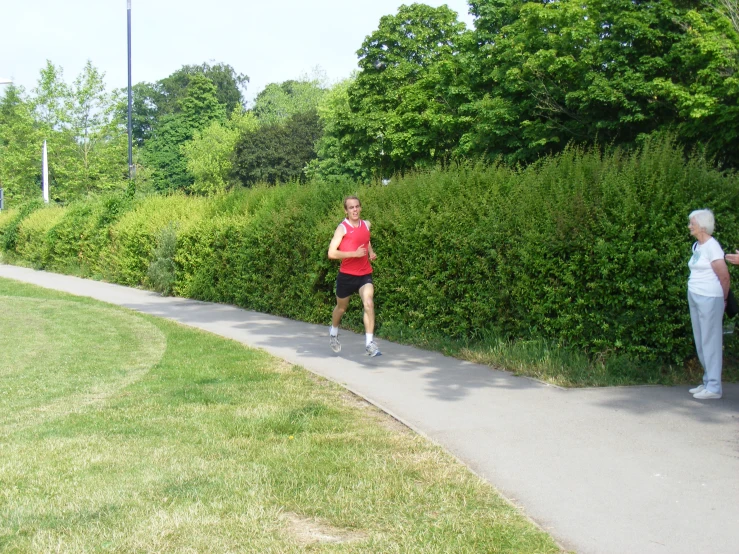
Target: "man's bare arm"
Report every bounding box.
[328,226,367,260]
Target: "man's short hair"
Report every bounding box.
[343,196,361,209]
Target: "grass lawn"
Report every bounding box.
[379,323,739,388]
[0,278,561,553]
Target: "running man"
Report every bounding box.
[327,196,381,356]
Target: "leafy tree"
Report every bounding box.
[30,62,80,201]
[140,115,193,192]
[142,75,227,192]
[125,62,247,149]
[463,0,739,164]
[183,109,259,195]
[15,61,129,202]
[251,76,327,125]
[232,109,323,186]
[711,0,739,34]
[305,77,369,182]
[178,74,227,130]
[325,3,469,178]
[655,6,739,166]
[125,82,161,147]
[65,61,128,195]
[32,60,70,129]
[158,62,248,116]
[0,85,42,202]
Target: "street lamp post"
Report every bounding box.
[42,141,49,203]
[127,0,135,182]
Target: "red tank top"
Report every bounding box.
[338,219,372,276]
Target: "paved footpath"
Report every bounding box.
[2,264,738,554]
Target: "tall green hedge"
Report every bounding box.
[13,205,66,267]
[2,138,738,367]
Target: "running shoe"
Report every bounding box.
[329,333,341,353]
[365,341,382,357]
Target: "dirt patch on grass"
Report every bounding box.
[281,511,367,545]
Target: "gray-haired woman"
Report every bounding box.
[687,209,730,400]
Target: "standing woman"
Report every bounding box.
[687,209,730,400]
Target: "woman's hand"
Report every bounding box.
[726,250,739,265]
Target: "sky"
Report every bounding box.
[1,0,475,105]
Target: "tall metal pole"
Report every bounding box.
[42,140,49,203]
[127,0,134,181]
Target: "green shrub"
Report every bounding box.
[2,200,43,254]
[105,193,206,286]
[14,206,66,268]
[3,137,738,380]
[174,182,353,321]
[41,193,137,278]
[44,200,98,274]
[147,224,178,295]
[0,208,19,249]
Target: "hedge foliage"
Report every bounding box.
[2,137,738,368]
[13,205,66,268]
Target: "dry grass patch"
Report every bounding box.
[281,511,368,546]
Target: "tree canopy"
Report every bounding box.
[324,3,470,178]
[0,61,128,203]
[3,2,739,202]
[460,0,739,164]
[251,78,327,125]
[310,0,739,174]
[232,109,323,186]
[125,62,247,147]
[142,74,227,192]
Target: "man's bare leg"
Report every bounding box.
[359,284,381,356]
[358,284,375,335]
[329,296,350,353]
[332,296,351,328]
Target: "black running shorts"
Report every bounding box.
[335,272,373,299]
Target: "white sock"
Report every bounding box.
[330,326,338,337]
[366,333,373,346]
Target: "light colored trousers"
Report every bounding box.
[688,291,724,394]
